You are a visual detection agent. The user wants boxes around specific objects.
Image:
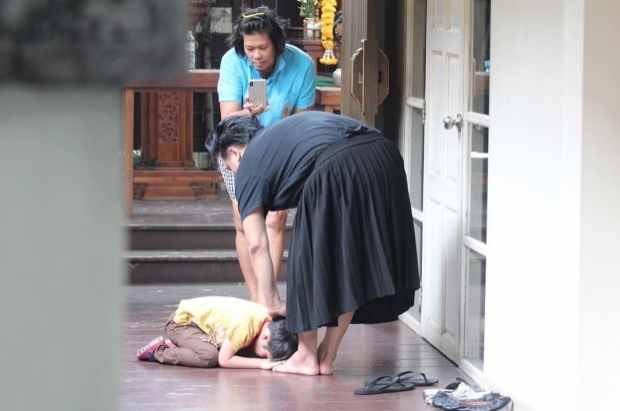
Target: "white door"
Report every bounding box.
[421,0,467,362]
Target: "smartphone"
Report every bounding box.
[248,79,267,108]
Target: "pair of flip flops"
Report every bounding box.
[354,370,439,395]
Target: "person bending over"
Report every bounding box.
[206,112,420,376]
[215,7,315,304]
[136,296,297,369]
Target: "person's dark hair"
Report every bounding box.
[267,318,298,361]
[227,7,287,58]
[205,115,264,160]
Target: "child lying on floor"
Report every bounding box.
[136,296,297,369]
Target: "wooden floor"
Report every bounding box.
[121,283,471,411]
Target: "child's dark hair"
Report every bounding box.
[267,318,298,361]
[227,7,287,58]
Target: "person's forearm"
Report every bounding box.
[219,355,269,369]
[222,108,252,119]
[243,211,282,309]
[248,243,281,308]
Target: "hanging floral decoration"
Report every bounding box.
[319,0,338,65]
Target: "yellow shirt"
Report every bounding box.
[173,296,270,352]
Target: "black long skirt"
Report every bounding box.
[285,133,420,334]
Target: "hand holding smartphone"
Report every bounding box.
[248,79,268,108]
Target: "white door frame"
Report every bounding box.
[399,0,427,337]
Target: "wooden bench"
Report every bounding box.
[315,86,341,113]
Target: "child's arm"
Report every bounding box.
[218,339,280,370]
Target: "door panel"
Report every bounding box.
[426,198,444,331]
[447,55,463,182]
[421,0,465,362]
[428,52,445,178]
[340,0,386,126]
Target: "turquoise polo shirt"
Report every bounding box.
[217,44,316,126]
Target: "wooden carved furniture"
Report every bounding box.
[122,70,340,216]
[315,86,341,113]
[123,70,223,216]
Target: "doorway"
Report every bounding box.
[401,0,491,377]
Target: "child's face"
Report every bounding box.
[253,322,272,359]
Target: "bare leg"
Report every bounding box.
[317,311,355,375]
[265,210,288,280]
[273,329,320,375]
[233,201,260,302]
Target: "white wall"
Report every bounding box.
[578,0,620,407]
[486,0,620,409]
[0,88,125,411]
[485,1,579,410]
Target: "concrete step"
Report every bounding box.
[130,224,235,251]
[126,198,293,284]
[126,250,288,284]
[129,224,292,251]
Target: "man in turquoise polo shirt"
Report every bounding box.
[216,7,315,304]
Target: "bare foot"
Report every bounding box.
[273,351,319,376]
[318,361,333,375]
[317,344,335,375]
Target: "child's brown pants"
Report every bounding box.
[152,314,219,368]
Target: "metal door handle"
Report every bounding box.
[443,114,463,132]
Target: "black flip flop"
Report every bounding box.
[363,370,439,388]
[354,376,416,395]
